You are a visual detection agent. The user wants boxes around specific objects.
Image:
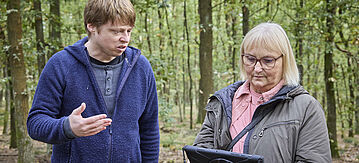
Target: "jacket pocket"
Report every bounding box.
[258,120,300,137]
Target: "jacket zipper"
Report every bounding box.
[108,125,113,163]
[107,53,137,162]
[258,120,300,137]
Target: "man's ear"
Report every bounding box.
[87,23,96,33]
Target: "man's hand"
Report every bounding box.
[69,103,112,137]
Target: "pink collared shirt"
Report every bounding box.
[230,80,284,153]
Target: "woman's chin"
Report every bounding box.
[250,81,271,93]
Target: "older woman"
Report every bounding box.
[193,23,332,162]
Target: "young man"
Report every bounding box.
[27,0,160,162]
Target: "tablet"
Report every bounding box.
[182,145,264,163]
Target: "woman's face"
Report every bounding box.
[243,47,283,93]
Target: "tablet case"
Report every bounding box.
[183,103,276,162]
[182,145,264,163]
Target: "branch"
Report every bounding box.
[335,42,353,57]
[212,0,226,9]
[270,2,280,21]
[194,38,199,45]
[249,6,268,18]
[278,7,296,21]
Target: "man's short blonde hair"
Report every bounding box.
[239,23,300,86]
[84,0,136,36]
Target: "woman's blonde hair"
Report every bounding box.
[239,23,300,86]
[84,0,136,36]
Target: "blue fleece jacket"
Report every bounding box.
[27,37,160,163]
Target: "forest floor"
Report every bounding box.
[0,102,358,163]
[0,123,358,163]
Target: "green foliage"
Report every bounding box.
[158,96,174,123]
[0,0,359,160]
[343,137,359,146]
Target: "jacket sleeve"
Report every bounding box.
[193,100,221,149]
[27,54,72,144]
[139,61,160,162]
[295,96,332,163]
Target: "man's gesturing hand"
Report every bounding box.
[69,103,112,137]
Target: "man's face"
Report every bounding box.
[87,21,133,62]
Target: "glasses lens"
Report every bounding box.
[244,55,256,66]
[261,57,275,69]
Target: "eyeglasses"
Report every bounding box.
[241,54,283,70]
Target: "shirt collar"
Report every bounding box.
[258,80,285,102]
[234,79,285,102]
[234,80,251,99]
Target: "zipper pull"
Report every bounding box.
[258,128,265,137]
[109,125,112,135]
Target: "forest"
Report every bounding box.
[0,0,358,162]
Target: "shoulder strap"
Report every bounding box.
[225,107,273,151]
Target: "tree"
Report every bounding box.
[2,66,10,135]
[324,0,339,158]
[6,0,34,162]
[7,56,16,148]
[294,0,304,84]
[242,0,249,36]
[198,0,213,123]
[144,0,153,55]
[335,0,358,137]
[34,0,46,75]
[184,0,193,128]
[0,24,10,135]
[224,0,240,83]
[48,0,61,59]
[356,55,359,135]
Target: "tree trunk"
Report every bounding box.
[0,20,9,135]
[347,58,355,137]
[2,66,10,135]
[225,0,239,84]
[34,0,46,76]
[324,0,339,158]
[157,0,163,59]
[339,64,349,138]
[242,0,249,36]
[180,35,185,122]
[334,78,344,138]
[6,0,34,162]
[295,0,304,84]
[165,6,175,62]
[48,0,61,59]
[225,2,232,73]
[144,4,152,55]
[0,25,4,108]
[164,5,175,104]
[0,85,2,107]
[240,0,249,83]
[312,47,321,99]
[355,54,359,134]
[198,0,213,123]
[337,6,355,137]
[184,0,193,129]
[157,0,167,101]
[7,58,16,148]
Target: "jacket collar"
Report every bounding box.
[211,81,244,126]
[211,81,307,127]
[64,37,140,68]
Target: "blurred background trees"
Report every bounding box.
[0,0,358,162]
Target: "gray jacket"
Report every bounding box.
[193,81,332,163]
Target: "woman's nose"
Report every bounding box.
[253,61,263,72]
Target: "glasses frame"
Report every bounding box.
[241,54,283,70]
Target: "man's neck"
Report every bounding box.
[85,39,116,63]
